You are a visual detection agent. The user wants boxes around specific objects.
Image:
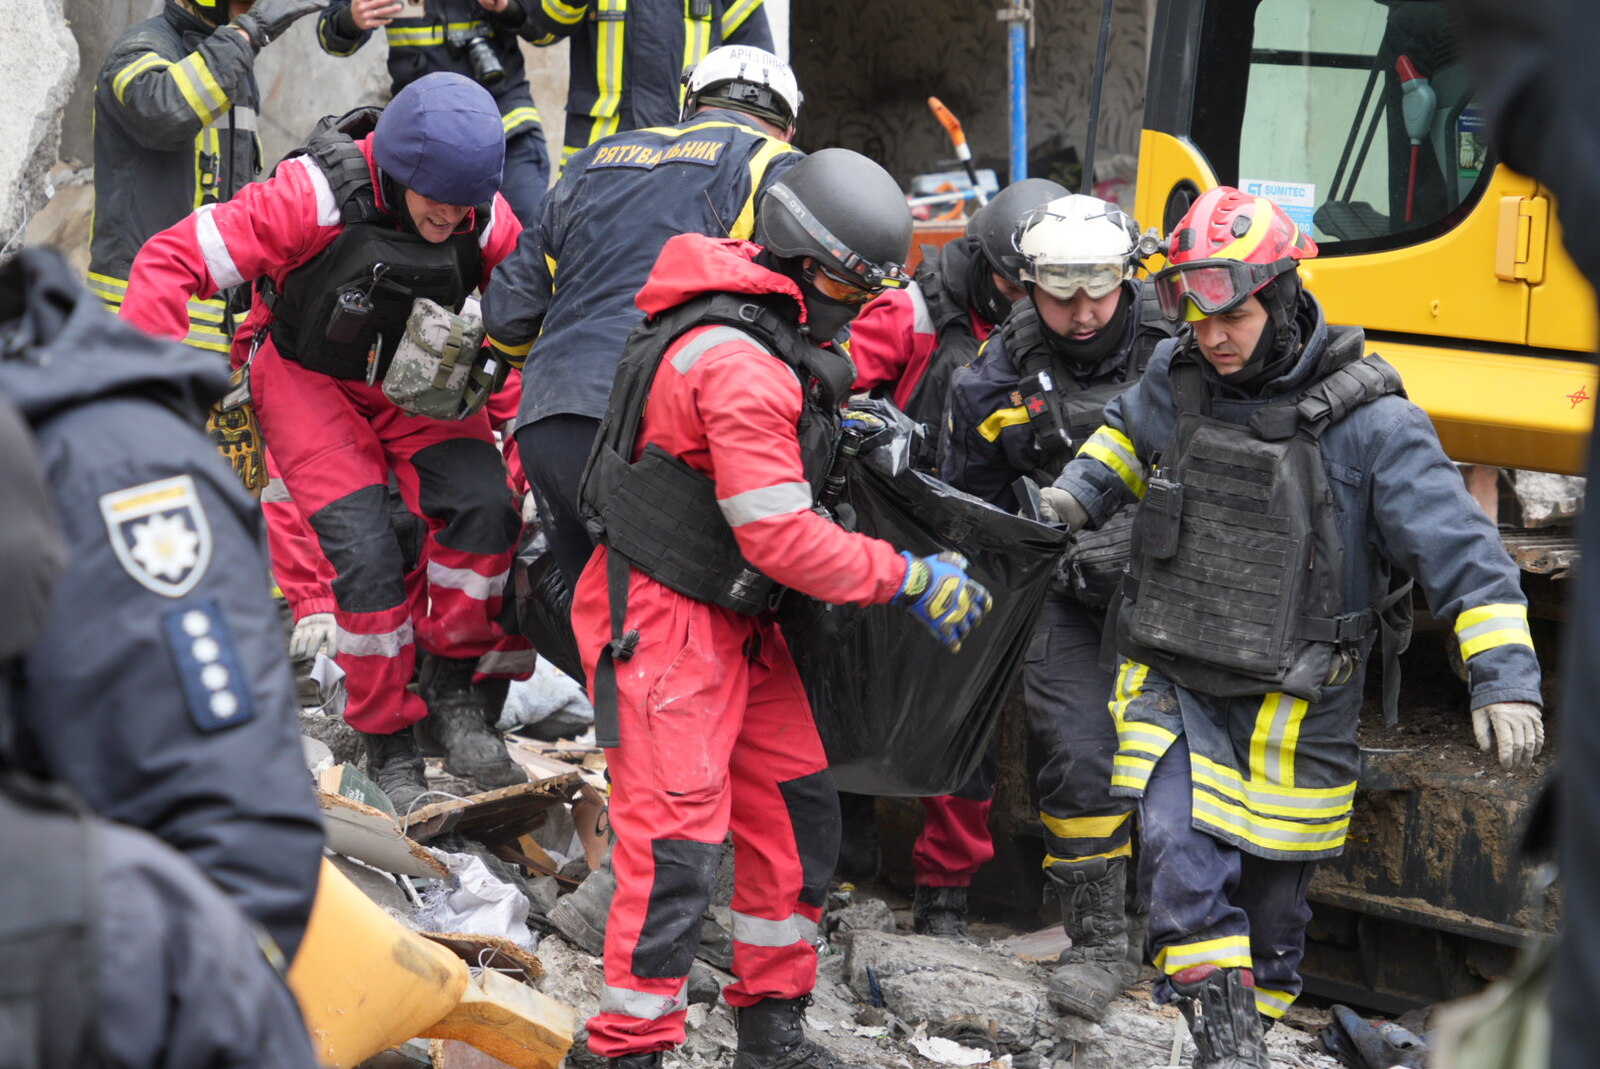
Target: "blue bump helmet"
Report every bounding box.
[373,72,505,207]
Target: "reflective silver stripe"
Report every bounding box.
[598,980,688,1020]
[731,910,809,948]
[795,915,820,943]
[718,481,811,527]
[261,478,292,504]
[336,620,415,658]
[426,560,509,601]
[670,326,764,374]
[229,104,258,132]
[907,280,933,336]
[478,647,538,676]
[289,156,341,227]
[195,204,244,290]
[478,198,497,249]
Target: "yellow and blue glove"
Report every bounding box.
[892,551,994,652]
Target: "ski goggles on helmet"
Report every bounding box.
[1025,260,1130,301]
[1152,257,1297,322]
[767,184,911,294]
[809,262,881,306]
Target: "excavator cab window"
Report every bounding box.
[1186,0,1491,253]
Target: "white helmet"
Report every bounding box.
[681,45,802,131]
[1015,194,1143,300]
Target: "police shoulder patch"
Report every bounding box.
[100,474,213,597]
[162,599,255,733]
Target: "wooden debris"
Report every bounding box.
[320,789,449,879]
[404,772,582,845]
[424,931,545,983]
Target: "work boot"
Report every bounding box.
[912,885,972,941]
[733,996,872,1069]
[363,727,430,816]
[609,1054,661,1069]
[419,653,528,791]
[1170,965,1272,1069]
[1045,856,1132,1021]
[548,852,615,956]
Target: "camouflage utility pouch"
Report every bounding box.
[382,297,499,420]
[206,362,268,494]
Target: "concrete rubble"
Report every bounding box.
[0,0,78,257]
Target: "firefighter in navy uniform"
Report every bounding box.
[89,0,329,353]
[937,194,1173,1017]
[317,0,553,227]
[573,148,991,1069]
[482,44,802,589]
[0,246,325,966]
[120,73,529,812]
[1045,187,1543,1069]
[839,177,1067,939]
[519,0,773,168]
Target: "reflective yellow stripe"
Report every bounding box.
[731,138,797,239]
[502,106,543,132]
[183,332,231,353]
[113,53,172,104]
[1214,196,1277,262]
[588,111,622,148]
[1040,811,1131,840]
[1110,753,1155,791]
[1455,602,1534,659]
[1078,425,1146,498]
[1254,987,1295,1019]
[680,0,713,112]
[87,272,130,297]
[1042,843,1132,867]
[1190,753,1356,810]
[542,0,587,26]
[1192,790,1351,853]
[1247,692,1309,788]
[386,25,445,45]
[1154,936,1253,975]
[977,404,1030,442]
[592,0,626,121]
[721,0,762,36]
[170,53,227,125]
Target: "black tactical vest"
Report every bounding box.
[896,246,983,464]
[0,772,100,1069]
[580,292,855,615]
[1116,347,1407,701]
[264,108,486,381]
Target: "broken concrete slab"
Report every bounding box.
[321,790,451,880]
[302,707,366,767]
[0,0,77,255]
[827,896,899,936]
[1511,469,1585,528]
[995,924,1071,964]
[840,929,1054,1050]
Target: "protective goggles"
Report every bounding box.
[1026,260,1129,301]
[1151,257,1296,322]
[808,263,880,305]
[767,183,911,293]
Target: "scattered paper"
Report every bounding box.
[910,1036,993,1066]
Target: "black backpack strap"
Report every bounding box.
[590,548,638,749]
[307,135,382,225]
[1249,353,1405,441]
[1167,347,1210,419]
[1374,574,1415,726]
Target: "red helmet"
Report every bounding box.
[1154,187,1318,322]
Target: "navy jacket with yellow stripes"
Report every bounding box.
[90,2,261,354]
[317,0,548,140]
[1055,299,1543,861]
[522,0,771,161]
[481,107,799,428]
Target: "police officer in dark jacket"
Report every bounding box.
[0,246,325,965]
[318,0,552,225]
[482,44,802,588]
[520,0,772,168]
[90,0,328,352]
[940,194,1173,1022]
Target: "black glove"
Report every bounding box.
[232,0,331,51]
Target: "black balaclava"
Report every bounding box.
[755,250,854,343]
[966,246,1013,328]
[1034,283,1133,368]
[1213,273,1310,392]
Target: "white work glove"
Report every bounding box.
[1471,701,1544,770]
[289,612,337,662]
[1038,487,1089,532]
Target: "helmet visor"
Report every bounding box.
[1152,258,1295,322]
[1027,261,1128,301]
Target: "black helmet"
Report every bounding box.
[965,177,1070,286]
[177,0,231,26]
[756,148,912,294]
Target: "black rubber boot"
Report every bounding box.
[609,1054,662,1069]
[419,653,528,791]
[912,885,972,941]
[363,728,430,816]
[548,851,615,956]
[733,997,871,1069]
[1171,965,1272,1069]
[1046,856,1132,1021]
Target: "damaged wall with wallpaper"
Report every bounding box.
[789,0,1148,200]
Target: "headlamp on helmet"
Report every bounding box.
[680,45,802,131]
[1013,194,1144,301]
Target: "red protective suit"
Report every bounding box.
[572,235,909,1057]
[122,136,525,733]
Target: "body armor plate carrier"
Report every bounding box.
[896,245,981,469]
[1116,349,1408,703]
[263,107,486,382]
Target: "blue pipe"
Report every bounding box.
[1008,18,1027,182]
